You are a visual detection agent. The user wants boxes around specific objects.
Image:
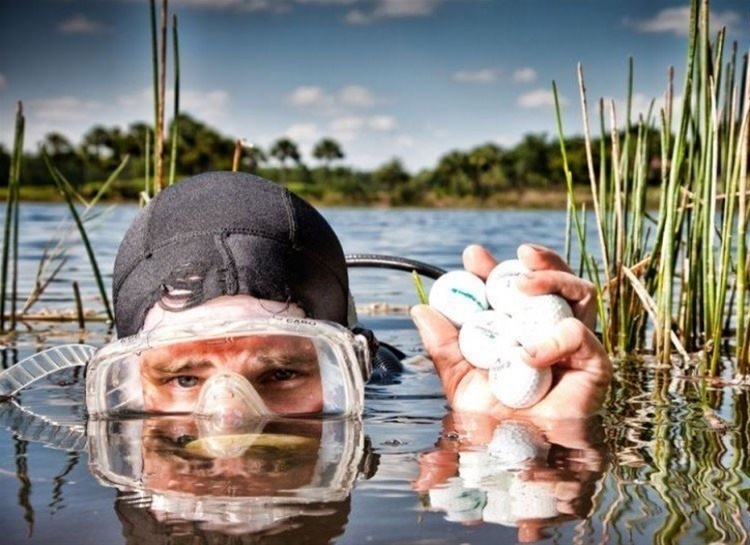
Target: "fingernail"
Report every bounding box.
[410,306,426,329]
[524,243,546,252]
[520,342,538,358]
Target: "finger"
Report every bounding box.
[410,304,473,398]
[516,270,597,329]
[517,243,573,274]
[462,244,497,280]
[522,319,609,379]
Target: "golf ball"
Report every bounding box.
[428,477,487,523]
[429,270,488,327]
[485,259,529,312]
[514,294,573,347]
[487,420,550,469]
[458,310,517,369]
[489,347,552,409]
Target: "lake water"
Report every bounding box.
[0,204,748,544]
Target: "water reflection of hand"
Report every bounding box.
[414,413,606,542]
[410,244,612,419]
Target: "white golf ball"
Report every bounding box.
[428,270,488,327]
[508,478,558,520]
[428,477,487,523]
[514,294,574,347]
[487,420,550,470]
[489,347,552,409]
[485,259,529,312]
[458,311,517,369]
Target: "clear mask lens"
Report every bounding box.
[86,318,370,418]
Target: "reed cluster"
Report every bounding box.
[556,0,749,373]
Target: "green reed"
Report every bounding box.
[0,102,24,332]
[22,156,128,315]
[168,13,180,187]
[43,150,115,323]
[555,0,750,372]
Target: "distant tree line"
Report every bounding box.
[0,113,663,204]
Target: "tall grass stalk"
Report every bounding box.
[556,0,749,370]
[42,151,114,323]
[22,157,127,314]
[149,0,160,195]
[1,103,24,332]
[168,13,179,186]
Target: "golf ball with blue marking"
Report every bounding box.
[429,270,488,327]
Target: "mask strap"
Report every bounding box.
[0,344,96,397]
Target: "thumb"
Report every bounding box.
[410,304,472,395]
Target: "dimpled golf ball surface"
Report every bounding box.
[428,270,488,327]
[514,293,574,347]
[487,421,550,469]
[489,347,552,409]
[485,259,529,311]
[458,311,516,369]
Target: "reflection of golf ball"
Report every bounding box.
[482,479,558,526]
[485,260,529,311]
[429,270,488,327]
[458,311,517,369]
[428,477,487,523]
[514,294,573,347]
[489,348,552,409]
[487,421,550,469]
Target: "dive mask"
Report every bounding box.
[86,317,372,419]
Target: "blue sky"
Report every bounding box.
[0,0,747,171]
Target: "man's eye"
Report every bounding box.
[173,376,200,388]
[271,369,298,382]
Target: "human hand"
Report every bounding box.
[410,244,611,420]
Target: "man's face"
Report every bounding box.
[139,335,324,415]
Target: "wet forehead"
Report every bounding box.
[141,335,317,371]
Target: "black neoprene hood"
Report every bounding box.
[112,171,350,338]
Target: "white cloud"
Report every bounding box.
[512,67,537,84]
[327,115,397,141]
[624,7,743,36]
[368,115,396,131]
[339,84,376,107]
[345,0,441,25]
[0,73,7,90]
[453,68,498,84]
[286,86,333,109]
[396,134,415,148]
[170,0,290,13]
[29,96,103,122]
[518,89,568,109]
[117,87,231,125]
[286,84,379,113]
[330,116,366,132]
[284,122,321,144]
[57,14,112,34]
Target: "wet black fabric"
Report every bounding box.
[113,172,349,337]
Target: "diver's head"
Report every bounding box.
[93,172,369,420]
[112,171,351,338]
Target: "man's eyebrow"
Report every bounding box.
[144,357,215,374]
[256,353,318,369]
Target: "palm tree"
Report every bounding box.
[312,138,344,184]
[270,138,301,184]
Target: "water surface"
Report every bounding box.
[0,205,748,544]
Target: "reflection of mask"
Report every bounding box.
[0,400,372,535]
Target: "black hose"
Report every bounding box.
[345,254,445,280]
